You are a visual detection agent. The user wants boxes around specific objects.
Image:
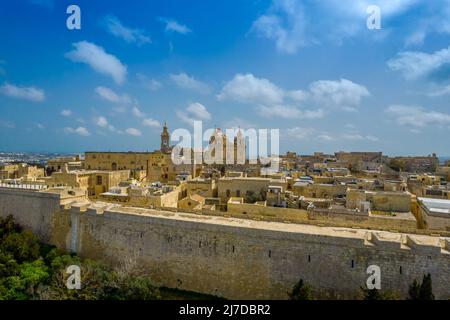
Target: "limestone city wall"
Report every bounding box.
[1,188,449,299]
[52,204,450,300]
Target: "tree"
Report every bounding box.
[244,191,261,203]
[288,279,313,300]
[408,274,435,300]
[361,287,399,300]
[0,215,161,301]
[361,287,383,300]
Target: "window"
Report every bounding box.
[96,176,102,185]
[351,260,355,268]
[236,190,240,197]
[226,189,231,197]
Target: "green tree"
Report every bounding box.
[360,287,399,300]
[1,231,40,263]
[408,274,435,300]
[361,287,383,300]
[288,279,313,300]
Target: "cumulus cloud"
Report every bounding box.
[177,102,211,125]
[102,15,151,45]
[251,0,309,54]
[142,118,162,128]
[218,74,369,117]
[125,128,142,136]
[218,73,284,105]
[385,104,450,128]
[159,18,192,34]
[285,126,378,142]
[0,82,45,102]
[170,73,211,94]
[251,0,433,53]
[132,106,146,118]
[257,105,324,119]
[95,116,116,132]
[308,79,370,111]
[95,86,131,104]
[64,126,90,136]
[186,102,211,120]
[65,41,127,84]
[387,45,450,81]
[60,109,72,117]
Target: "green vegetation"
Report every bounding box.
[360,287,399,300]
[408,273,435,300]
[244,190,266,203]
[288,279,313,300]
[0,215,160,300]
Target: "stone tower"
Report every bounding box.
[160,122,170,153]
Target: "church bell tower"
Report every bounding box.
[160,122,170,153]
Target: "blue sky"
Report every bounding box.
[0,0,450,156]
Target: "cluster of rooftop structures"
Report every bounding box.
[1,124,449,235]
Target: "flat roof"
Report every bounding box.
[418,197,450,215]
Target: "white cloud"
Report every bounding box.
[137,74,163,91]
[387,45,450,81]
[251,0,308,54]
[385,104,450,127]
[186,102,211,120]
[250,0,434,54]
[285,126,378,142]
[60,109,72,117]
[95,116,115,132]
[160,18,192,34]
[285,127,316,140]
[308,79,370,111]
[218,73,284,105]
[170,73,211,94]
[64,126,90,136]
[102,15,151,45]
[218,74,369,116]
[341,133,379,142]
[96,116,108,128]
[65,41,127,84]
[95,86,131,104]
[257,105,324,119]
[132,106,146,118]
[326,0,418,18]
[142,118,162,128]
[36,123,45,130]
[177,102,211,125]
[125,128,142,136]
[0,82,45,102]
